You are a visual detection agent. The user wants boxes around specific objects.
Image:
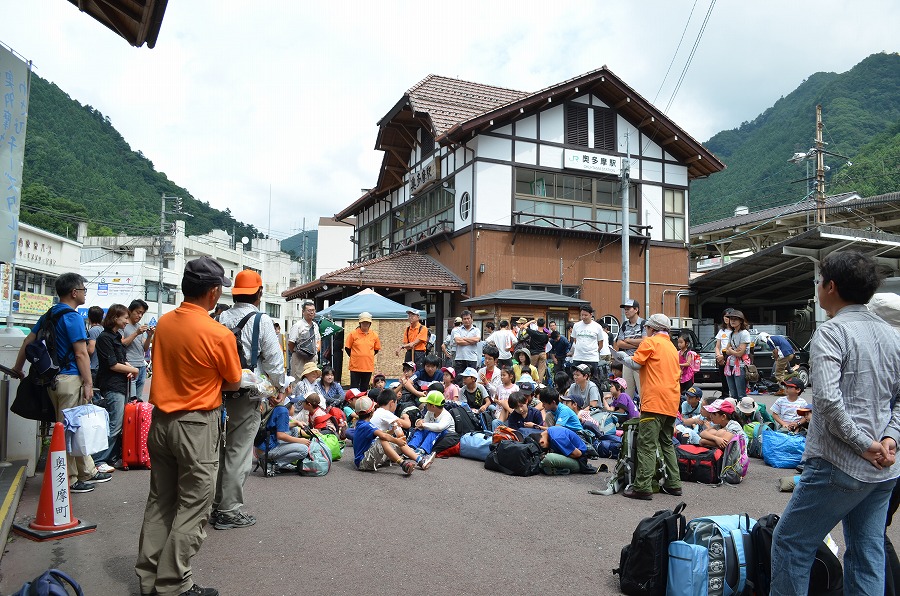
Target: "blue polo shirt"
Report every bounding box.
[547,426,586,457]
[257,405,290,451]
[352,420,378,469]
[552,402,583,432]
[766,335,795,358]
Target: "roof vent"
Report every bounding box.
[734,205,749,216]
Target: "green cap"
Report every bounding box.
[420,390,445,407]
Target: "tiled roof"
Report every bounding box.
[690,192,861,235]
[406,75,528,137]
[282,251,465,300]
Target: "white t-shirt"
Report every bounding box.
[771,396,809,424]
[716,328,731,354]
[370,407,400,432]
[486,329,516,360]
[572,320,604,362]
[598,329,611,357]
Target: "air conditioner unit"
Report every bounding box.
[671,317,694,329]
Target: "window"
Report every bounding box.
[394,184,454,245]
[145,280,176,305]
[14,270,56,295]
[664,189,686,241]
[513,283,580,297]
[514,167,638,229]
[420,129,434,158]
[565,104,616,150]
[358,215,391,260]
[265,303,281,319]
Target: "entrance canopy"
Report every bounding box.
[317,289,423,320]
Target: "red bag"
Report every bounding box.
[492,425,523,444]
[436,443,460,458]
[676,444,722,483]
[122,400,153,469]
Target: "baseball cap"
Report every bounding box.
[345,388,367,400]
[683,385,702,400]
[460,367,479,379]
[517,373,536,393]
[373,372,386,382]
[620,299,639,309]
[574,363,592,377]
[402,361,416,371]
[516,317,528,325]
[782,375,805,389]
[406,308,420,316]
[611,376,628,390]
[441,366,456,379]
[231,269,263,295]
[705,399,735,414]
[287,396,304,408]
[183,256,231,287]
[455,316,463,323]
[354,396,375,414]
[388,381,400,390]
[280,375,296,391]
[420,390,446,407]
[561,392,584,410]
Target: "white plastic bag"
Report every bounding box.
[63,404,110,456]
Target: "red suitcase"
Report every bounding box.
[122,400,153,469]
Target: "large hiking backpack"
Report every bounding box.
[484,439,542,476]
[750,513,844,596]
[25,306,76,386]
[720,432,749,484]
[223,312,263,370]
[299,434,332,476]
[746,421,774,459]
[614,501,687,596]
[593,417,668,495]
[589,407,618,435]
[668,514,756,596]
[761,429,806,468]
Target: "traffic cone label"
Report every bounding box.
[13,421,96,541]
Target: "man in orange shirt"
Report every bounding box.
[396,308,428,369]
[614,313,683,501]
[345,311,381,391]
[135,257,242,596]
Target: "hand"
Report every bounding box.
[881,437,898,467]
[613,350,628,362]
[82,384,93,404]
[139,324,149,334]
[394,436,407,446]
[298,438,310,446]
[863,440,889,469]
[10,367,24,380]
[395,348,401,357]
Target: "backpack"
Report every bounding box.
[492,425,523,444]
[750,513,844,596]
[720,432,750,484]
[299,434,332,476]
[254,403,281,447]
[10,568,84,596]
[614,501,687,596]
[224,312,263,370]
[690,351,701,372]
[459,431,493,461]
[669,514,757,596]
[746,421,773,459]
[596,418,668,495]
[761,429,805,469]
[597,434,623,458]
[25,307,75,386]
[590,408,618,435]
[484,439,542,476]
[319,432,343,461]
[433,432,461,457]
[676,445,723,484]
[446,403,481,434]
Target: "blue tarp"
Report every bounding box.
[316,289,423,321]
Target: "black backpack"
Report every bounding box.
[446,402,481,433]
[613,502,687,596]
[751,513,844,596]
[254,403,283,447]
[25,306,75,385]
[484,440,542,476]
[223,312,262,369]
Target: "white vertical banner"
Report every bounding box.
[0,45,30,264]
[50,448,71,525]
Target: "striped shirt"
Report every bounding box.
[805,304,900,483]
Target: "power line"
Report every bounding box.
[653,0,700,104]
[664,0,717,115]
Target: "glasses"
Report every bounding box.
[74,287,87,293]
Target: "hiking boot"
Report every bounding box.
[179,584,219,596]
[418,452,436,470]
[400,460,416,476]
[212,510,257,530]
[660,485,683,496]
[623,486,653,501]
[87,471,112,483]
[70,481,95,493]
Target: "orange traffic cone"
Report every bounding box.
[13,421,97,541]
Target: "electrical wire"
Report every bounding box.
[664,0,716,115]
[653,0,700,104]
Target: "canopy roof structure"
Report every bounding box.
[317,289,423,321]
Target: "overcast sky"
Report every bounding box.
[4,1,898,239]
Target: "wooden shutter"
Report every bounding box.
[566,105,589,146]
[594,108,615,151]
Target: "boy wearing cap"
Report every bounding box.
[212,269,287,532]
[408,391,454,465]
[256,395,310,473]
[676,386,706,445]
[615,299,646,398]
[538,387,583,432]
[345,312,381,391]
[460,366,492,413]
[771,375,809,432]
[352,397,420,475]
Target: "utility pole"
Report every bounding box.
[159,194,187,320]
[621,132,631,308]
[815,104,826,225]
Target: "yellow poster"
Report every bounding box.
[14,290,53,315]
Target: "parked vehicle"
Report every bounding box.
[695,330,810,387]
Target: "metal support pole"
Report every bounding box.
[158,193,166,320]
[815,105,826,225]
[621,132,631,309]
[0,372,11,466]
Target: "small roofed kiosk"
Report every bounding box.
[327,67,724,337]
[461,289,591,334]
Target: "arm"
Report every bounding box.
[276,431,310,445]
[72,341,93,403]
[258,316,287,389]
[121,325,147,346]
[374,428,407,446]
[11,332,38,378]
[421,411,452,433]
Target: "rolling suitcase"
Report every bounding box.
[122,399,153,469]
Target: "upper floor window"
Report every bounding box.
[565,104,616,151]
[420,129,434,158]
[663,189,686,241]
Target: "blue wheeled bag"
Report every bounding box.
[675,514,756,596]
[459,431,493,461]
[667,540,709,596]
[11,568,84,596]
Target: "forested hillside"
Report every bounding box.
[21,74,261,243]
[691,52,900,224]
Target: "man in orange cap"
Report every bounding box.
[210,269,287,531]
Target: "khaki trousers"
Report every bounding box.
[135,407,221,596]
[49,374,97,485]
[213,393,260,513]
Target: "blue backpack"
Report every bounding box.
[11,569,83,596]
[667,514,756,596]
[299,435,332,476]
[459,431,492,461]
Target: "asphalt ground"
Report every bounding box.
[2,385,899,595]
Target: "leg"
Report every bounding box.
[213,394,261,515]
[725,374,738,401]
[266,441,309,466]
[407,430,425,451]
[417,430,445,454]
[719,365,730,397]
[134,365,147,400]
[93,390,126,465]
[842,475,895,594]
[657,415,681,489]
[733,369,747,397]
[632,415,661,494]
[50,374,98,484]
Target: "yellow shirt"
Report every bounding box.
[631,332,680,417]
[150,301,242,413]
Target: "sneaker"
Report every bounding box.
[96,463,115,474]
[400,460,416,476]
[275,463,297,473]
[179,584,218,596]
[87,471,112,483]
[112,459,125,470]
[418,452,436,470]
[70,481,95,493]
[212,510,257,530]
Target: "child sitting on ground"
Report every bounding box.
[503,391,544,432]
[460,367,492,417]
[351,396,424,476]
[603,376,640,419]
[735,396,765,426]
[441,367,460,403]
[371,372,386,392]
[699,399,743,449]
[538,387,583,432]
[255,395,310,473]
[491,365,518,426]
[770,375,809,432]
[300,393,337,435]
[406,391,453,466]
[675,385,706,445]
[537,426,597,475]
[370,388,408,437]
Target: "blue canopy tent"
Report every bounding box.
[317,288,423,320]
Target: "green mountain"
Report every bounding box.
[20,74,261,243]
[691,52,900,224]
